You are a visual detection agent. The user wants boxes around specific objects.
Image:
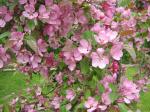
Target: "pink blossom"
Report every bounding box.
[101,92,111,105]
[110,42,123,60]
[122,9,131,18]
[91,48,109,69]
[66,89,75,101]
[19,0,27,4]
[37,38,48,56]
[40,66,48,78]
[98,105,107,111]
[75,9,87,24]
[73,49,82,61]
[23,4,38,19]
[116,7,124,13]
[77,0,85,5]
[101,75,116,87]
[63,51,76,71]
[51,97,61,109]
[66,103,72,111]
[121,18,136,29]
[102,1,116,18]
[30,55,41,68]
[59,2,74,36]
[84,97,98,112]
[55,72,63,84]
[0,6,7,14]
[91,23,101,34]
[45,0,53,6]
[17,51,30,64]
[45,52,57,67]
[35,87,41,96]
[38,5,50,21]
[107,29,118,42]
[47,4,61,25]
[93,26,118,45]
[23,105,36,112]
[119,78,140,104]
[0,6,12,21]
[0,19,6,27]
[78,39,91,55]
[90,5,105,20]
[10,97,19,105]
[29,0,37,5]
[111,21,119,30]
[9,32,24,53]
[0,6,12,27]
[43,24,58,38]
[67,75,75,85]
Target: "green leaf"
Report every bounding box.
[98,84,105,93]
[85,89,91,99]
[60,105,68,112]
[27,20,36,30]
[80,57,90,75]
[3,104,10,112]
[118,0,130,7]
[82,30,97,46]
[109,84,119,103]
[25,36,38,53]
[74,103,84,112]
[91,75,99,89]
[0,32,10,40]
[59,61,67,70]
[124,44,136,62]
[93,68,105,79]
[137,88,150,111]
[125,66,139,80]
[82,30,94,39]
[118,103,129,112]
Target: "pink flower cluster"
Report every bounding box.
[0,6,12,27]
[20,0,38,19]
[119,78,140,104]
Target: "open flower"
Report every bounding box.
[30,55,41,69]
[55,72,63,84]
[37,38,48,56]
[63,51,76,71]
[19,0,27,4]
[23,4,38,19]
[38,5,50,21]
[78,39,91,55]
[84,97,98,112]
[9,32,24,53]
[0,6,12,27]
[101,92,111,105]
[66,89,75,101]
[75,9,87,25]
[17,50,31,64]
[73,49,82,61]
[51,97,61,109]
[119,78,140,104]
[91,48,109,69]
[110,42,123,60]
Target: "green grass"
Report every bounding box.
[0,71,27,104]
[0,71,45,104]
